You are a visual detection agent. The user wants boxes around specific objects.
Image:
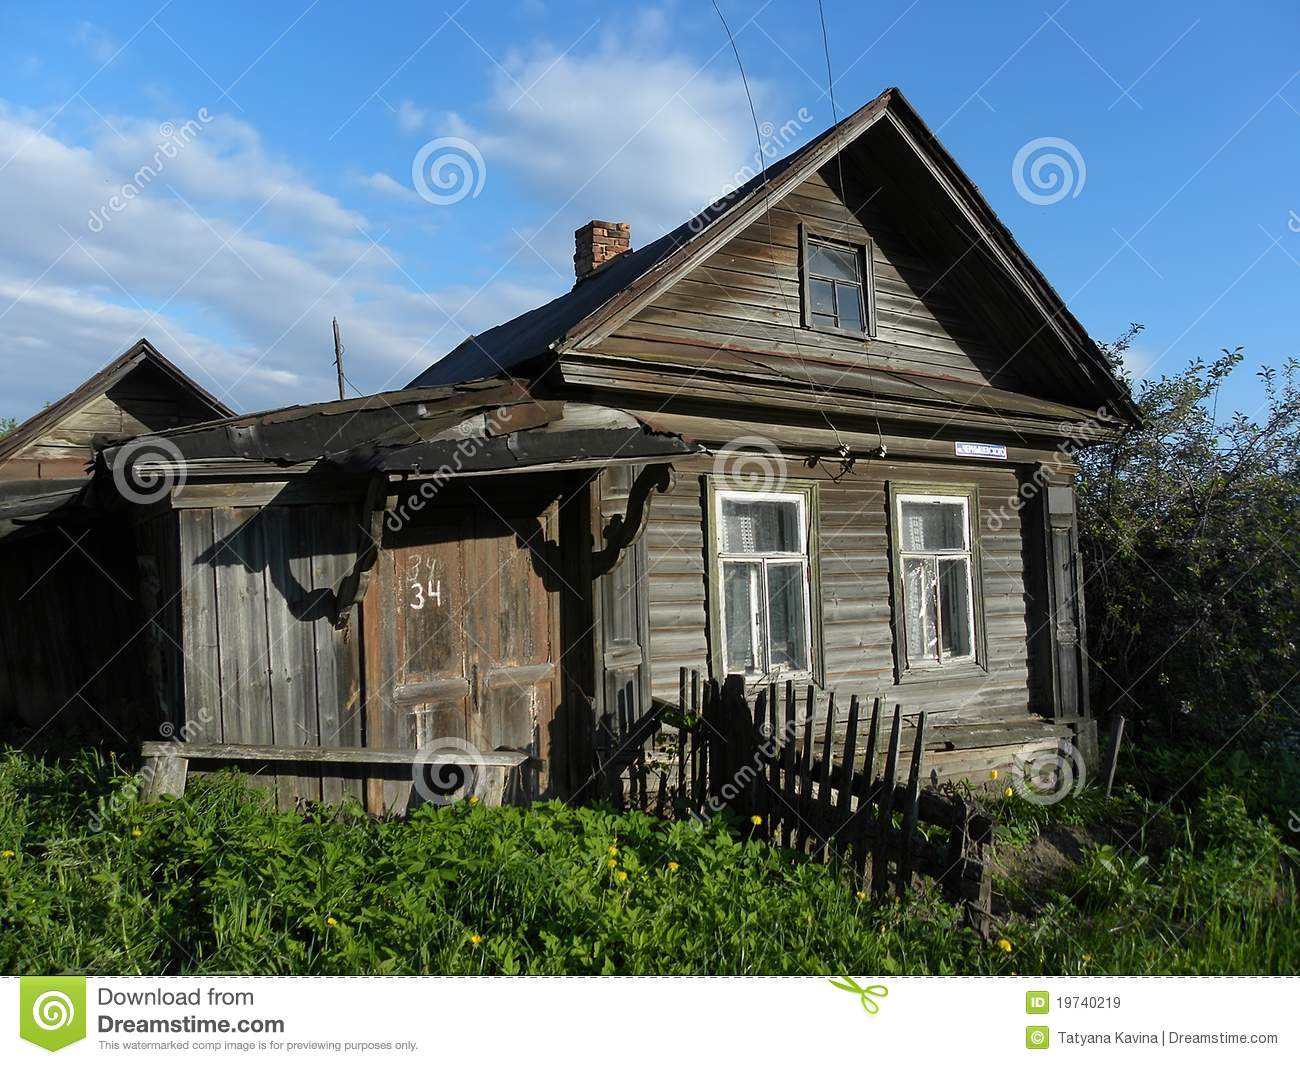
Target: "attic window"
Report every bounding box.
[800,226,875,338]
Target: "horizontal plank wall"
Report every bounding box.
[645,454,1035,726]
[178,502,362,806]
[616,165,1025,392]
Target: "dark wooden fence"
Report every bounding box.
[594,668,995,930]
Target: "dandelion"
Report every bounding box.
[130,829,142,838]
[326,916,338,927]
[608,845,619,856]
[667,861,679,872]
[1082,953,1092,963]
[0,850,14,859]
[468,796,479,805]
[607,857,618,868]
[750,814,763,826]
[997,937,1013,954]
[855,890,866,900]
[990,769,999,780]
[469,933,483,945]
[1003,786,1015,798]
[615,870,628,882]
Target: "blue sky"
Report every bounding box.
[1,0,1297,423]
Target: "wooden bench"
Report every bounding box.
[139,741,540,808]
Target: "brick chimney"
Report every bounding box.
[574,220,631,282]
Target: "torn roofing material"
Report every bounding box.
[99,379,697,476]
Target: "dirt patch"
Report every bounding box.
[992,822,1113,914]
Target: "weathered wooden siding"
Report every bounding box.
[177,503,363,804]
[0,519,150,734]
[614,165,1024,392]
[2,361,222,481]
[646,454,1037,730]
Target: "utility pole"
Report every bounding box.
[332,317,346,401]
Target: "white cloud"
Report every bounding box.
[73,21,117,65]
[449,26,790,269]
[0,102,551,420]
[394,98,428,134]
[354,170,420,202]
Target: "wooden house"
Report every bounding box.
[0,340,232,733]
[51,88,1136,809]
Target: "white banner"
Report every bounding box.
[5,976,1295,1061]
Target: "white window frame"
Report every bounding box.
[895,492,978,670]
[714,488,815,681]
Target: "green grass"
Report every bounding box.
[1,746,1296,975]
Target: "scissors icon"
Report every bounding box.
[829,977,889,1014]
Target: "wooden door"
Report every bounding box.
[365,496,561,811]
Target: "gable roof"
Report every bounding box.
[410,87,1137,425]
[0,338,235,469]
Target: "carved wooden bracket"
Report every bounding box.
[333,472,387,629]
[591,463,674,578]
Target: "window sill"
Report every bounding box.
[802,321,874,343]
[896,660,988,685]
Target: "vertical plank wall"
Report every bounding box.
[178,503,363,805]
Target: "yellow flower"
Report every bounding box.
[1003,787,1015,798]
[0,849,14,859]
[607,845,619,856]
[607,857,618,868]
[750,814,763,826]
[615,870,628,882]
[667,861,679,872]
[855,890,866,900]
[468,796,479,805]
[1082,953,1092,963]
[130,829,142,838]
[997,938,1013,953]
[325,916,338,927]
[469,933,483,945]
[990,769,999,780]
